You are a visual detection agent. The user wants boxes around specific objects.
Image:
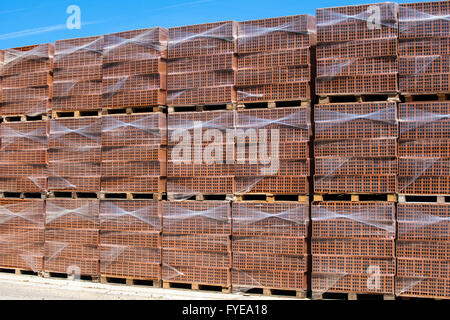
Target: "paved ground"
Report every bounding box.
[0,273,296,300]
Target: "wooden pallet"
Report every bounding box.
[242,287,307,298]
[2,114,49,122]
[236,99,311,109]
[47,191,100,199]
[318,93,400,104]
[235,193,309,202]
[0,192,45,199]
[102,106,165,115]
[100,276,161,287]
[0,267,39,276]
[51,110,102,119]
[167,193,233,201]
[100,192,165,200]
[168,103,236,113]
[41,271,100,282]
[162,281,232,293]
[398,194,449,203]
[314,194,397,202]
[312,291,395,300]
[404,93,450,102]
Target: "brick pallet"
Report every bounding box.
[236,15,316,105]
[167,21,237,107]
[101,113,167,194]
[44,199,99,277]
[311,201,396,299]
[396,203,449,299]
[399,1,450,95]
[102,28,168,109]
[48,117,101,192]
[0,199,45,272]
[316,2,399,96]
[1,44,53,117]
[52,36,103,112]
[162,201,232,291]
[99,200,161,284]
[0,121,48,193]
[232,201,308,297]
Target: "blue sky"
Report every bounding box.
[0,0,426,49]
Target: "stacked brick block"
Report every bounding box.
[396,203,449,299]
[311,202,396,296]
[314,102,398,194]
[234,107,311,194]
[101,113,166,193]
[167,21,237,106]
[167,110,235,196]
[232,202,309,294]
[398,1,450,94]
[162,201,231,288]
[1,44,53,116]
[48,118,101,192]
[236,15,316,103]
[102,28,167,109]
[44,199,99,276]
[398,101,449,195]
[100,200,161,281]
[0,199,45,272]
[316,3,399,95]
[52,36,103,112]
[0,121,48,192]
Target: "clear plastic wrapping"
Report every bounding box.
[399,1,450,94]
[162,201,231,286]
[316,3,399,95]
[314,102,398,194]
[0,199,44,272]
[1,44,53,116]
[232,202,309,292]
[0,121,48,192]
[48,118,101,192]
[312,202,396,295]
[237,15,315,103]
[100,200,161,280]
[167,108,311,198]
[45,199,99,276]
[396,203,449,299]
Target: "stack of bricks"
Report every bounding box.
[44,199,99,277]
[102,28,167,110]
[48,118,102,192]
[232,202,309,296]
[396,203,449,299]
[0,199,45,272]
[0,121,48,193]
[1,44,53,117]
[314,101,398,194]
[236,15,316,104]
[100,200,161,282]
[234,107,311,195]
[311,202,396,297]
[316,3,399,95]
[162,201,231,289]
[52,36,103,113]
[167,110,235,197]
[398,101,449,195]
[167,21,237,106]
[101,113,166,194]
[398,1,450,94]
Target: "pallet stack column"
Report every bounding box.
[167,21,237,109]
[396,1,450,300]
